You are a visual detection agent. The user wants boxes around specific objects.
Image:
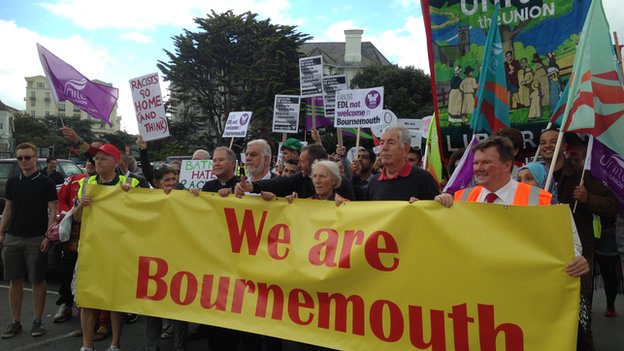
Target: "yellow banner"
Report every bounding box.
[77,185,579,351]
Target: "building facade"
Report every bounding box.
[24,75,121,134]
[0,100,16,158]
[300,29,391,86]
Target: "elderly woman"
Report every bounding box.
[310,160,342,200]
[260,160,346,206]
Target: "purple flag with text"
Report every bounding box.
[37,43,118,126]
[559,0,624,155]
[588,137,624,216]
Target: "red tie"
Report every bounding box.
[485,192,498,203]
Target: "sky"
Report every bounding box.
[0,0,622,134]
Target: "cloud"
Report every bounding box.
[365,16,430,73]
[119,32,153,44]
[0,20,115,113]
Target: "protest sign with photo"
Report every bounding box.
[223,111,252,138]
[334,87,384,128]
[129,72,170,141]
[299,55,324,97]
[272,95,301,133]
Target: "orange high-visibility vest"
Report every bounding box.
[454,182,552,206]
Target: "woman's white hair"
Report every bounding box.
[311,160,342,189]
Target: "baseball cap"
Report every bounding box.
[282,138,303,153]
[97,144,121,160]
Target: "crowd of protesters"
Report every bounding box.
[0,123,621,351]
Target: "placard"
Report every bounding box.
[299,56,324,97]
[223,111,252,138]
[322,75,347,118]
[334,87,384,128]
[129,72,170,141]
[272,95,300,133]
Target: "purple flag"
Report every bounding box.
[443,135,480,195]
[303,97,334,130]
[589,137,624,216]
[37,43,118,126]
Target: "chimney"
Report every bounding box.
[344,29,363,63]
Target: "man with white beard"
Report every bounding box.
[245,139,274,181]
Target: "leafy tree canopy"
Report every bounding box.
[158,10,311,150]
[350,64,434,118]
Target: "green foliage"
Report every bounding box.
[13,113,97,158]
[158,10,311,149]
[350,64,434,118]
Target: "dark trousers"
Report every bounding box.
[145,316,188,351]
[597,254,619,311]
[55,245,77,306]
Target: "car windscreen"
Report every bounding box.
[58,161,83,176]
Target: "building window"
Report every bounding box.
[73,113,80,118]
[30,91,36,99]
[73,107,80,112]
[30,100,35,107]
[28,81,33,88]
[37,82,44,89]
[31,111,36,117]
[58,103,65,111]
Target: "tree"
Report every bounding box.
[158,10,311,149]
[350,65,434,118]
[12,113,110,158]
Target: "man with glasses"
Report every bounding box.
[73,144,140,351]
[0,142,58,339]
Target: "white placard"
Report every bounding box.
[299,56,324,97]
[421,115,433,139]
[129,72,170,141]
[398,118,425,147]
[222,111,252,138]
[334,87,384,128]
[371,110,399,137]
[178,160,215,189]
[322,75,347,118]
[272,95,300,133]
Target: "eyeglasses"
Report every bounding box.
[17,156,34,161]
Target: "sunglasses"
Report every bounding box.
[17,156,35,161]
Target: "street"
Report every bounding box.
[0,276,622,350]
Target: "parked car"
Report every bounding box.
[0,158,83,213]
[0,158,83,279]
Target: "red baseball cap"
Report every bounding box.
[97,144,121,160]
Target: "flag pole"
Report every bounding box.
[355,127,361,151]
[229,138,234,149]
[312,97,317,130]
[337,128,343,147]
[572,136,594,213]
[533,122,552,161]
[614,32,624,77]
[543,129,566,191]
